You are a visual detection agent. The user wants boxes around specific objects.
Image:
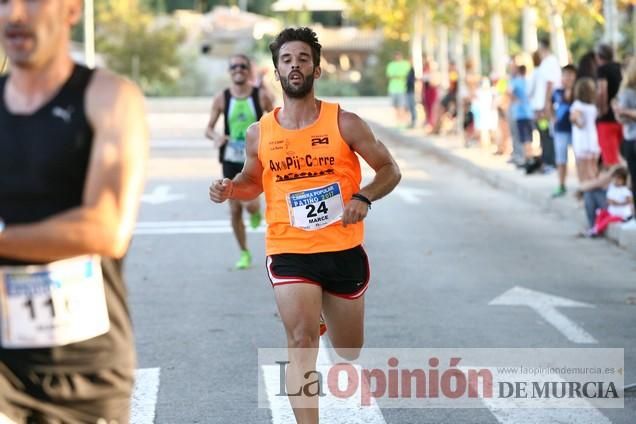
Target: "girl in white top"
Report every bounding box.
[607,168,634,220]
[570,77,600,182]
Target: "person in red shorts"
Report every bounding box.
[595,43,623,166]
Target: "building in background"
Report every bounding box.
[270,0,383,93]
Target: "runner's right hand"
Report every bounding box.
[214,135,229,147]
[209,178,233,203]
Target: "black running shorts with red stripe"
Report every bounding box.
[266,245,370,299]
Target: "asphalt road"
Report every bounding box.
[126,100,636,424]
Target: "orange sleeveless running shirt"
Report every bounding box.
[258,101,364,255]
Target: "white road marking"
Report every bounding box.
[261,339,387,424]
[151,139,210,149]
[131,367,161,424]
[486,406,612,424]
[489,286,597,344]
[141,185,186,205]
[137,220,232,227]
[394,187,433,204]
[135,220,265,235]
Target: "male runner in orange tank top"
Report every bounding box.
[209,27,401,423]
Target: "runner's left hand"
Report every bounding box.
[342,198,369,227]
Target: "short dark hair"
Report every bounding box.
[596,43,614,62]
[518,65,527,75]
[539,38,550,50]
[230,54,251,66]
[562,64,577,74]
[269,27,321,68]
[611,167,629,182]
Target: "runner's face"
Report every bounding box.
[229,57,250,85]
[0,0,80,69]
[275,41,320,99]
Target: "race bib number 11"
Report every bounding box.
[0,256,110,349]
[287,183,344,230]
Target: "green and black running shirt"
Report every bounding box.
[219,87,263,164]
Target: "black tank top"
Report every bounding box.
[0,65,135,371]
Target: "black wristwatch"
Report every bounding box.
[351,193,372,209]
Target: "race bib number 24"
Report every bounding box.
[287,183,344,230]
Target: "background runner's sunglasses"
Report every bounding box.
[230,64,249,71]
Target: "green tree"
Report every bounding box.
[95,1,186,95]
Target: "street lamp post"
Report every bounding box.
[84,0,96,68]
[455,0,466,140]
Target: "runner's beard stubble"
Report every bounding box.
[280,74,315,98]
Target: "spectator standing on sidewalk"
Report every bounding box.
[571,78,601,182]
[509,64,538,173]
[506,60,525,166]
[406,63,417,128]
[613,56,636,228]
[386,52,411,126]
[493,73,512,156]
[551,65,577,197]
[595,44,623,167]
[531,40,562,173]
[422,58,439,132]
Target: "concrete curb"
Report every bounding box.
[369,121,636,256]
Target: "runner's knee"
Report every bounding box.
[287,327,320,349]
[333,346,362,361]
[229,201,242,216]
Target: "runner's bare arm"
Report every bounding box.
[259,85,275,113]
[209,122,263,203]
[338,109,401,225]
[0,71,149,262]
[205,93,226,143]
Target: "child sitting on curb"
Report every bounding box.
[585,167,633,237]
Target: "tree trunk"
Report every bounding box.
[603,0,620,53]
[424,12,435,62]
[490,12,507,78]
[469,28,481,76]
[437,25,449,90]
[522,7,538,55]
[455,1,466,138]
[411,8,425,79]
[547,0,570,66]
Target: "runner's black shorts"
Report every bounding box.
[222,161,244,179]
[0,362,133,423]
[266,245,370,299]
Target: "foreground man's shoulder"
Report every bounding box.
[88,68,145,106]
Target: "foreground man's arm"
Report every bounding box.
[0,71,149,262]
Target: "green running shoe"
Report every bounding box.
[551,186,566,198]
[235,250,252,270]
[250,210,262,229]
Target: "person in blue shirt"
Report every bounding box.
[509,65,538,173]
[551,64,577,197]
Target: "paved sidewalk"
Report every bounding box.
[334,97,636,256]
